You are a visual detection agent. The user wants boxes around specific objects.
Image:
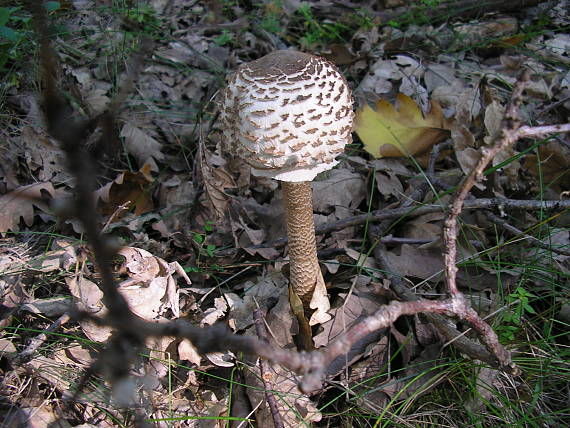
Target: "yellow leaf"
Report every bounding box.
[355,93,450,158]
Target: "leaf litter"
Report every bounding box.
[0,0,569,426]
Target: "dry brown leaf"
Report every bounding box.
[244,364,321,427]
[201,296,228,326]
[20,297,72,317]
[0,182,54,235]
[225,272,288,331]
[345,248,381,278]
[312,169,366,216]
[313,283,387,351]
[355,94,450,159]
[94,164,154,217]
[200,144,235,218]
[525,141,570,193]
[356,55,424,99]
[451,121,487,189]
[120,122,164,168]
[371,158,411,199]
[309,271,331,325]
[383,244,444,281]
[21,127,70,183]
[345,335,391,413]
[483,101,521,191]
[67,247,189,342]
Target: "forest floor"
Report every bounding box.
[1,0,569,427]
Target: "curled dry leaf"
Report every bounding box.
[525,141,570,193]
[225,272,288,331]
[356,55,424,100]
[21,126,70,183]
[117,246,190,319]
[67,247,190,342]
[199,144,235,218]
[484,101,520,191]
[0,182,54,235]
[371,158,411,199]
[309,272,332,325]
[451,123,479,171]
[244,362,322,427]
[120,122,165,168]
[355,94,450,159]
[94,164,154,217]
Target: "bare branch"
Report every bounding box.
[441,69,570,372]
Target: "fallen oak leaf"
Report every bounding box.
[355,93,450,158]
[94,163,154,217]
[0,182,55,235]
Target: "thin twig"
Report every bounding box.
[253,309,285,428]
[13,313,71,366]
[441,70,549,371]
[486,211,570,257]
[238,198,570,252]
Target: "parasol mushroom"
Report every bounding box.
[220,50,354,316]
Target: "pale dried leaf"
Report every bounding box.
[205,351,235,367]
[0,338,17,355]
[201,297,228,326]
[20,297,71,317]
[356,55,423,100]
[226,272,288,331]
[0,182,55,234]
[312,169,366,215]
[345,248,380,278]
[244,363,322,427]
[314,284,387,349]
[21,127,69,183]
[200,144,235,217]
[309,272,331,325]
[120,122,165,168]
[464,367,500,412]
[20,403,61,428]
[178,339,202,366]
[66,276,112,342]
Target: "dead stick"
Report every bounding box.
[240,198,570,252]
[253,309,285,428]
[486,211,570,257]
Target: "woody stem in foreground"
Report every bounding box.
[282,181,324,306]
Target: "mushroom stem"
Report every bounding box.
[282,181,323,305]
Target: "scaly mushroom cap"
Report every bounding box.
[220,50,354,182]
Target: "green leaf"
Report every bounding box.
[206,244,216,257]
[0,8,13,26]
[43,1,61,13]
[0,25,21,42]
[523,303,536,314]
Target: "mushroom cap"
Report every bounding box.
[220,50,354,182]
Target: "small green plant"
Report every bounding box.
[0,6,31,71]
[419,0,443,6]
[0,2,61,89]
[213,29,233,46]
[259,13,282,34]
[257,0,284,34]
[496,286,537,341]
[296,3,349,48]
[186,221,217,273]
[122,3,161,37]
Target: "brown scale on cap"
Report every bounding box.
[220,50,354,313]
